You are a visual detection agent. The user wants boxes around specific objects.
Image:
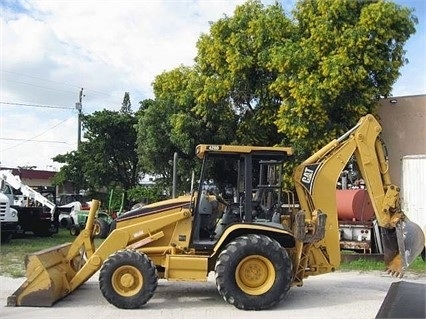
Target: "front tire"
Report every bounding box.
[99,249,158,309]
[215,234,292,310]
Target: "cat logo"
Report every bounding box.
[302,167,314,184]
[300,164,320,194]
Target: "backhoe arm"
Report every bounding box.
[293,114,425,277]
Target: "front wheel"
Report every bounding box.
[215,234,292,310]
[99,249,158,309]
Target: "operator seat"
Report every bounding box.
[198,194,220,238]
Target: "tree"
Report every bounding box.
[80,110,140,191]
[194,0,295,146]
[54,106,141,206]
[53,151,87,192]
[269,0,417,160]
[136,66,238,194]
[136,98,179,187]
[135,1,295,190]
[133,2,253,189]
[121,92,132,114]
[136,0,416,188]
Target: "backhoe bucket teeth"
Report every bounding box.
[7,243,77,306]
[382,219,425,277]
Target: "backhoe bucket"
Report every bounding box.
[7,200,100,307]
[382,219,425,277]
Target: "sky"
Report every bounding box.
[0,0,425,171]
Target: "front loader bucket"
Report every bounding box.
[7,199,100,307]
[382,219,425,277]
[7,243,76,307]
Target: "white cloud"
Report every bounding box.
[0,0,246,170]
[0,0,424,170]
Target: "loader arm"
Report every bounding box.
[8,199,192,307]
[293,114,425,278]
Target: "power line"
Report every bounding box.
[2,69,125,99]
[0,138,67,144]
[2,70,143,110]
[1,70,82,89]
[0,101,74,110]
[4,79,77,95]
[0,117,74,152]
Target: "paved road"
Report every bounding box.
[1,271,425,319]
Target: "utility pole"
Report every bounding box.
[75,88,83,149]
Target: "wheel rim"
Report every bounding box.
[112,265,144,297]
[235,255,275,295]
[70,226,78,235]
[93,222,100,236]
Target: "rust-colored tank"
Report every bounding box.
[336,189,374,221]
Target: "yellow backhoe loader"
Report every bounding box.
[7,114,425,310]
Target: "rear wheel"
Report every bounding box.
[33,223,51,237]
[215,234,292,310]
[93,218,109,238]
[69,224,80,236]
[60,217,72,228]
[1,232,13,243]
[99,249,158,309]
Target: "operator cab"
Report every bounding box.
[191,144,294,248]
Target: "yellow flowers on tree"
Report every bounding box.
[137,0,417,188]
[270,0,416,160]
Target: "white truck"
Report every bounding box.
[0,170,59,238]
[0,192,19,242]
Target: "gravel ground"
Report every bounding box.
[1,270,425,319]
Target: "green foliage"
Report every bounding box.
[269,0,417,161]
[136,65,236,194]
[195,0,294,145]
[136,98,181,186]
[120,92,132,114]
[81,110,140,190]
[55,0,417,196]
[135,1,296,188]
[53,151,87,191]
[54,107,141,204]
[127,184,166,206]
[136,0,416,188]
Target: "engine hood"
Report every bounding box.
[115,195,192,222]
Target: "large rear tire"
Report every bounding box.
[215,234,292,310]
[99,249,158,309]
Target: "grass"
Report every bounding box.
[340,256,426,274]
[1,230,425,278]
[0,229,104,278]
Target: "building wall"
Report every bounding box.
[377,94,426,186]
